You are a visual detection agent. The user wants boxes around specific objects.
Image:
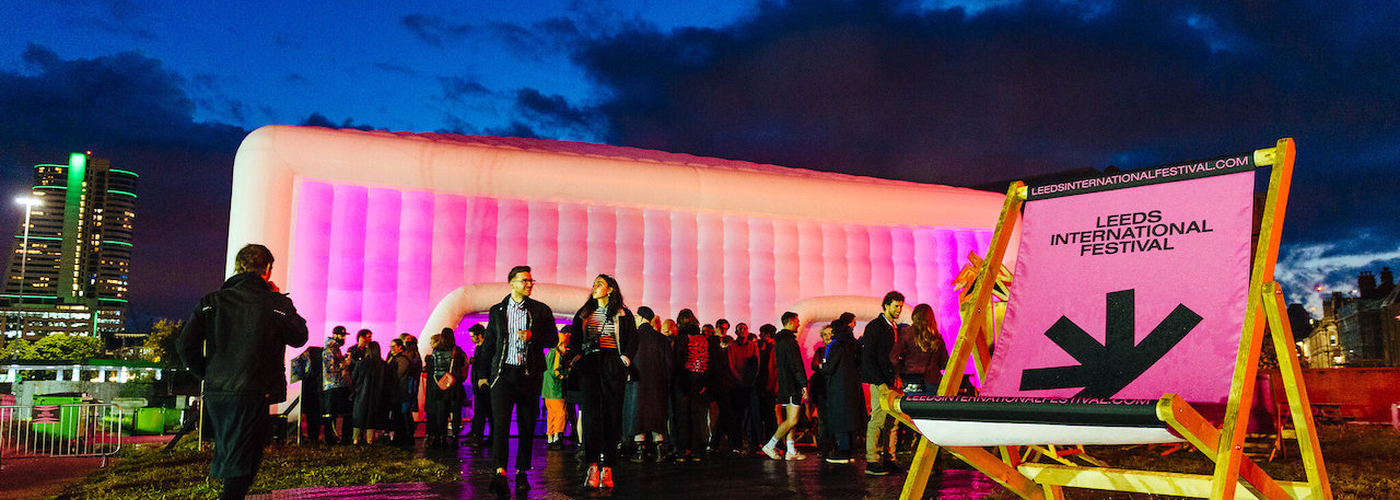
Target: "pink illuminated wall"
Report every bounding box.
[290,180,991,359]
[227,126,1008,369]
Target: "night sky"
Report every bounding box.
[2,0,1397,327]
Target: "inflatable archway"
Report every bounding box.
[227,126,1010,357]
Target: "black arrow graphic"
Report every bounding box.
[1019,289,1202,398]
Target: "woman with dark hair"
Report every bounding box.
[387,336,421,445]
[424,327,467,447]
[564,274,638,489]
[890,304,949,396]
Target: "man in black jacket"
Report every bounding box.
[178,244,308,500]
[484,265,558,495]
[761,312,808,460]
[464,323,491,446]
[860,290,904,476]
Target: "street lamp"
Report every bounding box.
[14,196,40,338]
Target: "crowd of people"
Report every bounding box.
[284,265,955,495]
[177,245,953,500]
[289,326,425,446]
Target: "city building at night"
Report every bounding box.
[1301,268,1400,367]
[1,152,136,342]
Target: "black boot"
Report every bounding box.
[489,472,509,498]
[655,441,675,463]
[630,441,647,463]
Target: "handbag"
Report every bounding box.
[435,352,457,390]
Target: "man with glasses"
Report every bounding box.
[484,265,558,496]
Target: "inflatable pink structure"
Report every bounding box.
[227,125,1008,359]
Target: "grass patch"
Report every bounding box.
[48,439,460,500]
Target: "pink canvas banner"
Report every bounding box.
[982,169,1254,405]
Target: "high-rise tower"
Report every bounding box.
[2,152,136,340]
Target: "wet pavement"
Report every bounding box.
[251,433,1001,500]
[403,437,1002,500]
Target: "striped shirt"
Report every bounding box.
[584,307,618,350]
[505,298,529,365]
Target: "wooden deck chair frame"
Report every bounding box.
[894,138,1331,500]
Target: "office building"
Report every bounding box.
[2,152,136,341]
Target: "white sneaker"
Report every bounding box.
[760,444,782,460]
[785,451,807,461]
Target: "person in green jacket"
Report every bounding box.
[543,325,573,450]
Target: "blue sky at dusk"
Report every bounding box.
[2,0,1397,325]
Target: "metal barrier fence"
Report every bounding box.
[0,404,123,467]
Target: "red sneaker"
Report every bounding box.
[600,466,614,488]
[584,463,600,488]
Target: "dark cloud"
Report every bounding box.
[78,16,157,40]
[100,0,142,21]
[298,112,380,131]
[435,115,475,135]
[515,87,599,131]
[401,14,474,47]
[484,121,543,139]
[487,17,584,60]
[300,112,339,128]
[438,76,491,102]
[571,0,1400,248]
[65,0,153,39]
[189,73,219,92]
[375,62,420,77]
[0,44,247,327]
[274,31,308,49]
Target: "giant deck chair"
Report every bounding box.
[894,139,1331,500]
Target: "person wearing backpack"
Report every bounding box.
[670,308,716,463]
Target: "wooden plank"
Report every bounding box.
[1211,140,1292,500]
[1159,395,1219,454]
[1020,463,1319,499]
[947,446,1045,500]
[1160,394,1298,500]
[936,181,1025,399]
[903,182,1026,500]
[900,438,940,500]
[1263,281,1334,500]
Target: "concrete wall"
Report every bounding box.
[12,380,126,406]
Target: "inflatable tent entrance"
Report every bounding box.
[226,125,1008,364]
